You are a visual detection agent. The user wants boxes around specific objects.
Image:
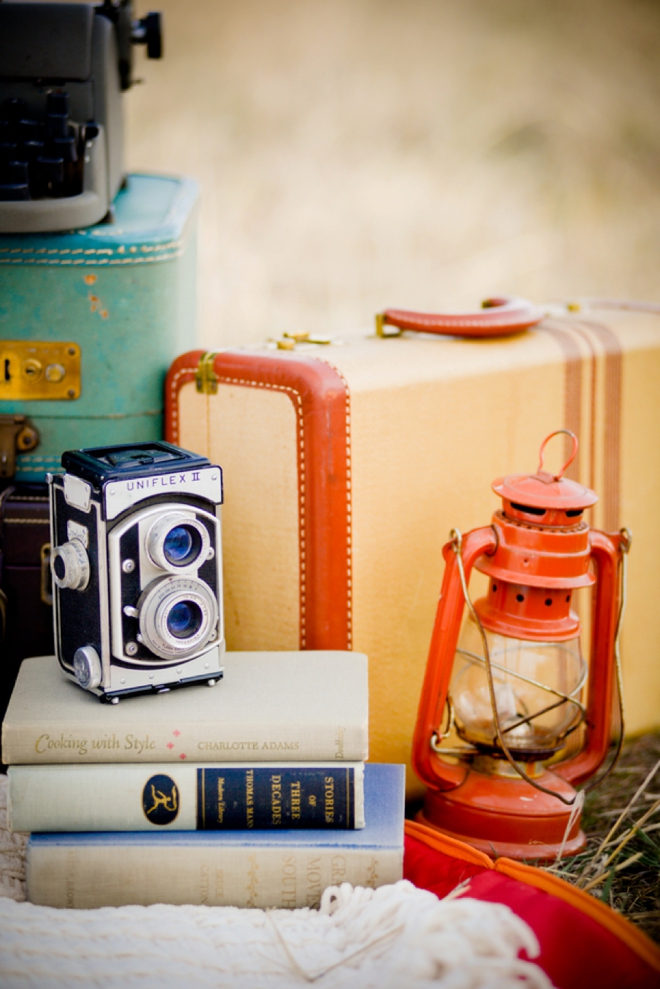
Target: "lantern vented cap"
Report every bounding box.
[492,430,598,512]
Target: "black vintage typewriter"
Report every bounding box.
[0,0,162,232]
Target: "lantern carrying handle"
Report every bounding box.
[537,429,579,480]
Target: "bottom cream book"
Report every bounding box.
[26,764,404,909]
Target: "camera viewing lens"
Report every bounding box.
[166,600,203,639]
[146,514,211,574]
[53,555,66,580]
[163,525,200,566]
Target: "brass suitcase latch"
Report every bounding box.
[0,341,81,401]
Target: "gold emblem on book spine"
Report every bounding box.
[142,773,179,825]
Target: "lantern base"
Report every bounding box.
[419,765,587,862]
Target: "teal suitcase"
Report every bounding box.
[0,173,198,482]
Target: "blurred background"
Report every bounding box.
[124,0,660,348]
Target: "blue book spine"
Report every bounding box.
[196,766,354,829]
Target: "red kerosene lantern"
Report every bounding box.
[413,430,630,860]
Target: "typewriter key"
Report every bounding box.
[0,161,30,200]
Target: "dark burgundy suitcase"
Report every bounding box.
[0,483,53,729]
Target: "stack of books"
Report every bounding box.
[2,651,405,909]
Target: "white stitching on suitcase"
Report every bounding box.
[0,241,185,267]
[3,254,184,266]
[167,364,196,446]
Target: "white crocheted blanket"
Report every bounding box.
[0,777,554,989]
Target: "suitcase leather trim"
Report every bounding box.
[166,350,352,650]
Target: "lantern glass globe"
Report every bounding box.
[450,617,586,759]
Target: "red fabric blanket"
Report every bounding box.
[404,821,660,989]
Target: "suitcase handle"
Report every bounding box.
[376,296,543,339]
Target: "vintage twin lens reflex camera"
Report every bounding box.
[47,441,224,702]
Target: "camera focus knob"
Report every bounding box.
[52,538,90,591]
[73,646,102,691]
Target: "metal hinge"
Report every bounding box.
[375,313,402,338]
[0,413,40,478]
[195,352,219,395]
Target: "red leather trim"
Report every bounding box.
[165,351,204,447]
[165,349,352,651]
[382,296,543,338]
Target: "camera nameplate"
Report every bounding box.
[105,466,222,520]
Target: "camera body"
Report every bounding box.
[48,441,224,702]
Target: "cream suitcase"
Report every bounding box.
[166,302,660,795]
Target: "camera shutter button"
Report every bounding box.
[52,538,90,591]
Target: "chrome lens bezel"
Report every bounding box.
[146,513,211,574]
[137,575,218,660]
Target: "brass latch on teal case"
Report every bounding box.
[0,341,81,400]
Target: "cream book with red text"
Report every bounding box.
[2,651,368,765]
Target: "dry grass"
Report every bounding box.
[542,732,660,944]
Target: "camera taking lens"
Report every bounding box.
[166,600,203,639]
[137,576,218,660]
